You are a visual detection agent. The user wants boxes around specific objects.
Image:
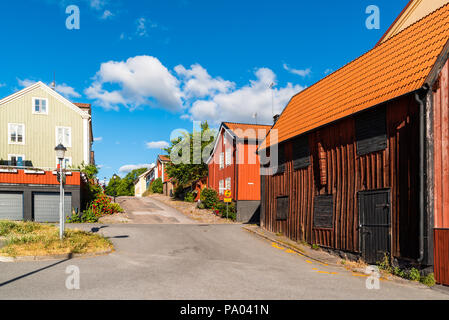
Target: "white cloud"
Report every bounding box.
[324,68,333,75]
[119,163,154,174]
[17,79,80,98]
[186,68,304,124]
[17,78,37,87]
[283,63,311,77]
[94,137,103,142]
[85,55,183,111]
[175,64,234,98]
[146,141,169,149]
[100,10,113,19]
[55,83,81,98]
[136,17,158,37]
[0,83,6,88]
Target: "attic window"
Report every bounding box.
[293,135,310,170]
[276,196,289,221]
[355,107,387,156]
[33,98,48,114]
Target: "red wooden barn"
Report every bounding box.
[207,122,271,222]
[258,3,449,279]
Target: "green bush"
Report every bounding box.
[420,273,436,287]
[408,268,421,281]
[151,178,163,194]
[212,201,236,220]
[200,188,219,209]
[184,191,195,203]
[110,203,124,213]
[67,210,99,223]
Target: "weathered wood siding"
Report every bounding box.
[261,95,420,259]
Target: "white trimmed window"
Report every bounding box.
[8,123,25,144]
[56,157,72,169]
[219,152,224,169]
[56,127,72,147]
[225,177,231,191]
[219,180,224,195]
[225,148,232,166]
[33,98,48,114]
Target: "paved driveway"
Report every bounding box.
[0,223,447,300]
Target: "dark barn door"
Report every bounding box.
[358,190,391,264]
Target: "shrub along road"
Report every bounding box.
[0,201,447,299]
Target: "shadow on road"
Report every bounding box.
[0,258,71,288]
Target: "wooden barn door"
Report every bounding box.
[358,190,391,264]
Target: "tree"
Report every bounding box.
[105,168,148,197]
[164,122,215,187]
[151,178,163,194]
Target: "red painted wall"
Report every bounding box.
[208,127,263,201]
[0,170,81,186]
[434,59,449,229]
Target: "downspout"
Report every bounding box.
[415,84,429,264]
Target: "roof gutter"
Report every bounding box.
[415,84,430,264]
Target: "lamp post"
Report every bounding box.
[55,143,67,240]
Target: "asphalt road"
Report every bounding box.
[0,222,448,300]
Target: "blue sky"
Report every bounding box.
[0,0,409,181]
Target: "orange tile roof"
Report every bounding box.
[260,3,449,150]
[223,122,272,140]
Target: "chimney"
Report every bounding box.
[273,114,280,124]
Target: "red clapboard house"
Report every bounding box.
[156,155,174,197]
[258,2,449,278]
[207,122,271,222]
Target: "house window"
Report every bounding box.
[56,157,72,169]
[225,148,232,166]
[219,152,224,169]
[225,177,231,191]
[293,135,310,170]
[56,127,72,147]
[8,154,25,167]
[8,123,25,144]
[33,98,48,114]
[276,196,289,221]
[355,106,387,156]
[313,194,334,229]
[219,180,224,195]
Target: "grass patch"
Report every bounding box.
[0,220,113,258]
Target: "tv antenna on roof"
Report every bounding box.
[51,72,56,90]
[252,112,258,125]
[269,82,275,117]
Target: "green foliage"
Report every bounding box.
[200,188,219,209]
[212,201,236,220]
[174,185,184,199]
[420,273,436,287]
[184,191,195,203]
[311,244,320,250]
[105,168,149,197]
[377,254,433,285]
[78,163,99,181]
[0,221,39,236]
[151,178,163,194]
[67,194,123,224]
[164,122,215,186]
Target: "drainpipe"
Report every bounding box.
[415,85,429,264]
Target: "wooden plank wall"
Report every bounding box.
[434,229,449,285]
[261,95,420,259]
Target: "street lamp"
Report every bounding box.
[55,143,67,240]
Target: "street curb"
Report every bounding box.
[242,225,338,267]
[0,248,113,263]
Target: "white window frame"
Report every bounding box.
[225,177,231,191]
[225,147,232,167]
[56,157,72,169]
[32,97,49,115]
[8,123,25,145]
[219,180,224,195]
[55,126,72,148]
[219,152,224,169]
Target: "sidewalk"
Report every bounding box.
[242,225,341,267]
